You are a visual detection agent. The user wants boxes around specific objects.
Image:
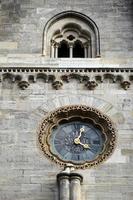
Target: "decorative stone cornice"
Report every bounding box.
[0,67,132,90]
[0,66,133,73]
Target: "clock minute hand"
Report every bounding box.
[78,127,84,139]
[74,127,84,144]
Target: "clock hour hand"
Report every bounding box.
[74,126,90,149]
[82,143,90,149]
[74,126,85,145]
[74,138,90,149]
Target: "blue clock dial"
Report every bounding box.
[49,121,105,163]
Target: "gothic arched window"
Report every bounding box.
[43,11,100,58]
[58,40,69,58]
[73,40,84,58]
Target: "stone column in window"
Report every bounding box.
[55,43,59,58]
[51,40,55,58]
[88,43,92,58]
[84,41,91,58]
[84,46,88,58]
[84,43,88,58]
[69,43,73,58]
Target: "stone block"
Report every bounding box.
[0,42,18,50]
[21,183,42,192]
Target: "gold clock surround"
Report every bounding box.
[38,105,117,169]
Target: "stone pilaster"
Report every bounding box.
[57,168,83,200]
[57,172,70,200]
[70,173,83,200]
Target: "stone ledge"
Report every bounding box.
[0,42,18,50]
[0,68,133,90]
[0,56,133,67]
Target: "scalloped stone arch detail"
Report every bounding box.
[42,11,100,58]
[31,94,124,126]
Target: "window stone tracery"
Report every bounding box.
[43,11,100,58]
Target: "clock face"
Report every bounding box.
[48,121,106,163]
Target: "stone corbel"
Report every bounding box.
[85,80,98,90]
[52,73,63,90]
[121,81,131,90]
[52,80,63,90]
[18,75,30,90]
[119,74,131,90]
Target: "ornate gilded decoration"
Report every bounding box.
[38,105,117,169]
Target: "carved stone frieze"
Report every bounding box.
[0,67,132,90]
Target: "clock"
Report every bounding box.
[49,121,105,163]
[38,105,116,169]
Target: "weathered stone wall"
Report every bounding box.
[0,0,133,200]
[0,0,133,60]
[0,78,133,200]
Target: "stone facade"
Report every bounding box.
[0,0,133,200]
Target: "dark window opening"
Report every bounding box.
[58,41,69,58]
[73,41,84,58]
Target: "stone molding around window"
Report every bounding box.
[42,11,100,58]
